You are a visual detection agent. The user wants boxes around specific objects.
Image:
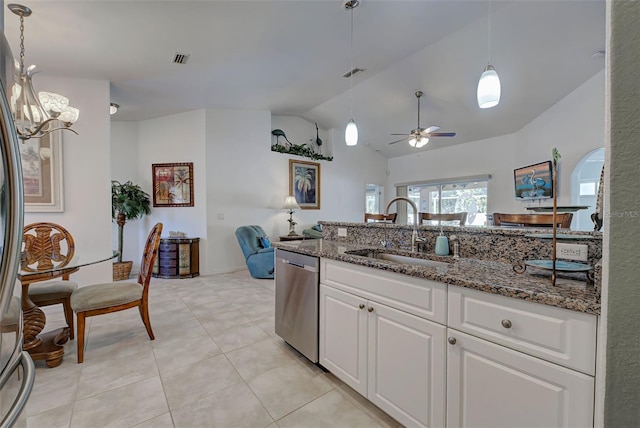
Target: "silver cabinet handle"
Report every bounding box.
[448,337,457,345]
[359,304,365,310]
[368,307,374,313]
[501,319,512,329]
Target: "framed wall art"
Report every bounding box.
[20,132,64,212]
[152,162,194,207]
[289,159,320,209]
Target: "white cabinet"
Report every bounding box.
[446,330,594,428]
[319,284,367,395]
[320,282,446,428]
[318,259,598,428]
[447,285,597,428]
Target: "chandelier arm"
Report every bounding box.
[15,118,78,141]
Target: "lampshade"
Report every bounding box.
[477,64,501,109]
[345,119,358,146]
[283,195,301,211]
[415,137,429,148]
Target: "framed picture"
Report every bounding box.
[20,132,64,212]
[152,162,194,207]
[289,159,320,209]
[513,160,553,200]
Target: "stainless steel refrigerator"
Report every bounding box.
[0,26,35,428]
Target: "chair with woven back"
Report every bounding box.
[419,212,468,226]
[364,213,397,223]
[22,222,79,340]
[493,213,573,228]
[70,223,163,363]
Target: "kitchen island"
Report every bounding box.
[273,227,600,428]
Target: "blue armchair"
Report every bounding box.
[235,225,275,279]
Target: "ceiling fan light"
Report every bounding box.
[416,137,429,148]
[477,64,501,109]
[408,137,417,147]
[345,119,358,146]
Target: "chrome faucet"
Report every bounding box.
[385,196,425,252]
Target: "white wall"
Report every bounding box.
[111,110,387,275]
[387,70,605,218]
[136,110,208,272]
[110,121,140,267]
[24,76,112,286]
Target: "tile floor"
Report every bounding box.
[24,270,401,428]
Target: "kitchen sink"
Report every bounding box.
[345,249,451,268]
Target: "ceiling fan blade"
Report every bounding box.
[390,133,411,136]
[429,132,457,137]
[424,125,440,134]
[389,137,409,145]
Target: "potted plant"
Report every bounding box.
[111,180,152,280]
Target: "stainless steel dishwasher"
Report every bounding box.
[275,248,319,363]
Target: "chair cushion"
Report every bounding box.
[70,282,143,312]
[28,281,78,296]
[259,236,271,248]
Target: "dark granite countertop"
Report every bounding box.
[273,239,600,315]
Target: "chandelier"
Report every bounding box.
[8,3,79,141]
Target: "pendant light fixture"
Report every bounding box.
[8,3,80,140]
[344,0,359,146]
[477,1,501,109]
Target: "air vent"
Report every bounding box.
[343,67,365,78]
[172,52,190,65]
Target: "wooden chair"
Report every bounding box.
[419,212,468,226]
[22,222,79,340]
[493,213,573,228]
[364,213,397,223]
[70,223,163,363]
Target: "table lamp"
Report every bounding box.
[283,195,301,236]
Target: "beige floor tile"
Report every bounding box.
[150,317,208,349]
[76,348,158,399]
[255,316,277,337]
[276,389,388,428]
[210,323,271,353]
[24,365,80,417]
[171,381,273,428]
[336,385,401,427]
[133,412,175,428]
[70,376,168,428]
[187,299,237,318]
[198,309,253,334]
[161,354,242,410]
[153,334,222,374]
[248,358,336,420]
[26,404,72,428]
[225,338,297,380]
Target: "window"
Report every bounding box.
[398,175,490,226]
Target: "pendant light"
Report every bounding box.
[477,1,501,109]
[344,0,359,146]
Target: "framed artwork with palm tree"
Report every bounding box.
[289,159,320,209]
[152,162,194,207]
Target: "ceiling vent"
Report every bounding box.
[343,67,365,78]
[172,52,190,65]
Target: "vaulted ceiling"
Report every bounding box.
[4,0,605,158]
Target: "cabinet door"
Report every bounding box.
[320,284,368,395]
[447,329,594,428]
[368,302,446,428]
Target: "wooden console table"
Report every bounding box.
[152,237,200,279]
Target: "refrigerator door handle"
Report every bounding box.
[0,351,35,428]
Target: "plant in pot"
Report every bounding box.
[112,180,152,281]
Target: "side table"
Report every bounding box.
[153,237,200,278]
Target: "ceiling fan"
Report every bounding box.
[389,91,456,148]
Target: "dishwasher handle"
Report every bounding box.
[277,257,318,273]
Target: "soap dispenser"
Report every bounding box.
[435,230,449,256]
